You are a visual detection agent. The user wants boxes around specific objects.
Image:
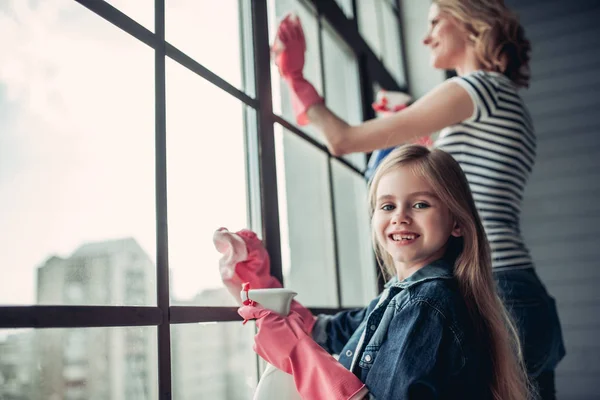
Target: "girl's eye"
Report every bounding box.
[413,202,430,209]
[381,204,395,211]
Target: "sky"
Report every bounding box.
[0,0,254,305]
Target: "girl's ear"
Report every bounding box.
[451,222,462,237]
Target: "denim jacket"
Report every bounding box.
[313,260,492,400]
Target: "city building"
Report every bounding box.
[34,238,158,400]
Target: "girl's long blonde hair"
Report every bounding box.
[434,0,531,88]
[368,145,531,400]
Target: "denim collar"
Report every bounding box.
[384,259,454,289]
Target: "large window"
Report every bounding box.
[357,0,407,86]
[0,0,407,398]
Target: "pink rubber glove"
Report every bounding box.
[371,90,434,148]
[239,305,367,400]
[213,228,317,333]
[272,14,323,126]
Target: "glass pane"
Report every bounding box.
[0,326,158,399]
[275,125,338,307]
[334,0,354,19]
[171,321,256,400]
[385,0,398,9]
[269,0,323,141]
[331,160,378,307]
[357,0,382,58]
[0,0,156,305]
[322,22,366,171]
[166,59,249,306]
[166,0,248,91]
[105,0,154,31]
[381,3,406,87]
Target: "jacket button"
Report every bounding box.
[370,324,376,331]
[345,350,353,357]
[364,354,372,362]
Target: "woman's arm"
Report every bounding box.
[307,79,474,156]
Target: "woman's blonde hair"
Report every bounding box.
[368,145,532,400]
[434,0,531,87]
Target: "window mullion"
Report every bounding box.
[250,0,284,286]
[154,0,172,398]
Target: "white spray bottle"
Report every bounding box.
[241,287,303,400]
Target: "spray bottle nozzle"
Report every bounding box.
[240,282,257,325]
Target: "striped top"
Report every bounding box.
[436,70,536,271]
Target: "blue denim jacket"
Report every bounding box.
[313,260,492,399]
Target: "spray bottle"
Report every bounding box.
[241,285,303,400]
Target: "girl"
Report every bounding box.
[218,145,530,399]
[272,1,565,396]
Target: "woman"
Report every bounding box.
[272,0,565,397]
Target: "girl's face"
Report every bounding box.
[372,166,461,275]
[422,4,470,70]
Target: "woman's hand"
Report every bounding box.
[271,13,323,126]
[272,13,306,80]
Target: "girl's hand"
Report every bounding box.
[239,304,366,400]
[212,228,281,303]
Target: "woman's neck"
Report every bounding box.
[455,46,483,76]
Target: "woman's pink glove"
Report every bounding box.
[272,13,323,126]
[213,228,317,333]
[238,305,366,400]
[371,90,434,148]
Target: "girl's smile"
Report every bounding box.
[372,166,461,279]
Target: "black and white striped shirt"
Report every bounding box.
[436,70,536,271]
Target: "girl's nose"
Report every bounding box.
[391,209,411,225]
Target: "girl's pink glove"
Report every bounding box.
[238,305,366,400]
[213,228,281,297]
[213,228,317,333]
[272,13,323,126]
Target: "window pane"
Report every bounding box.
[381,4,406,87]
[331,160,378,307]
[171,322,256,400]
[166,0,249,91]
[166,59,249,306]
[105,0,154,31]
[0,0,156,305]
[275,125,338,307]
[357,0,382,58]
[0,327,158,399]
[269,0,323,141]
[334,0,354,19]
[385,0,398,9]
[322,22,366,170]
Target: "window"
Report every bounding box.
[0,0,407,398]
[321,20,365,170]
[357,0,407,86]
[269,0,324,143]
[165,57,250,307]
[275,124,339,307]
